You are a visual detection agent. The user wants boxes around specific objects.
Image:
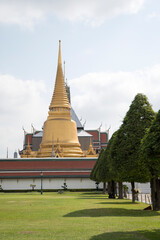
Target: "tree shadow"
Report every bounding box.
[77,197,108,200]
[64,208,160,218]
[90,229,160,240]
[80,192,104,195]
[98,201,139,205]
[77,195,139,202]
[77,193,108,200]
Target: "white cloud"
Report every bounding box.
[1,64,160,158]
[70,65,160,136]
[0,74,48,157]
[0,0,146,28]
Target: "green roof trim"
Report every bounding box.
[0,157,97,162]
[0,175,90,179]
[0,168,92,171]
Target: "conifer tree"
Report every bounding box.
[141,110,160,210]
[96,136,116,196]
[110,130,124,198]
[90,149,106,192]
[90,133,117,196]
[112,94,155,202]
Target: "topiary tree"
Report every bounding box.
[141,110,160,210]
[90,149,106,192]
[90,132,118,197]
[112,94,155,202]
[110,130,124,199]
[95,135,116,197]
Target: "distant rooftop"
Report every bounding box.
[77,129,92,137]
[71,108,83,129]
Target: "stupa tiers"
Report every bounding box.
[37,41,83,157]
[20,41,85,158]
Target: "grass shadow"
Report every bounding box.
[78,193,108,200]
[77,197,108,200]
[78,195,139,202]
[64,207,160,218]
[90,229,160,240]
[98,201,139,205]
[80,192,104,195]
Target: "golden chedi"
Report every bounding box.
[20,139,37,158]
[86,138,97,158]
[37,41,83,157]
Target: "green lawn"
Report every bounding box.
[0,192,160,240]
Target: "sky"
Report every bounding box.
[0,0,160,158]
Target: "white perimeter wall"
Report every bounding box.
[0,178,150,193]
[125,182,150,194]
[0,178,103,191]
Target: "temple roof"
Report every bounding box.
[33,131,43,138]
[71,108,83,129]
[77,129,92,137]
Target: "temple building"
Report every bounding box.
[0,41,151,194]
[0,41,108,191]
[19,40,108,158]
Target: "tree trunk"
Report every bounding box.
[103,182,106,194]
[112,181,116,198]
[156,178,160,210]
[151,177,160,211]
[108,180,115,199]
[108,181,111,195]
[151,178,156,210]
[131,181,135,202]
[118,182,123,199]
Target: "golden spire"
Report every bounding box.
[58,40,62,65]
[49,40,70,110]
[36,41,83,158]
[26,138,32,153]
[86,137,97,156]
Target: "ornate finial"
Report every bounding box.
[7,147,8,158]
[90,137,92,146]
[97,123,102,132]
[106,126,111,142]
[22,126,27,135]
[31,123,36,133]
[58,40,62,65]
[83,120,86,128]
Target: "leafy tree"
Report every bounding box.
[141,110,160,210]
[110,130,124,198]
[90,149,106,192]
[111,94,155,202]
[95,135,116,196]
[90,133,118,197]
[96,141,114,181]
